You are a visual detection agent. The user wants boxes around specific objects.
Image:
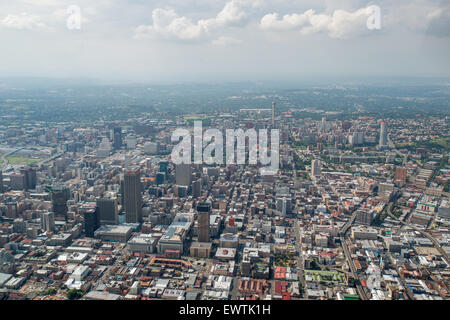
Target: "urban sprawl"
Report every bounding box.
[0,107,449,301]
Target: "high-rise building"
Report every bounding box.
[379,121,388,148]
[197,201,211,242]
[395,167,408,185]
[123,167,143,223]
[349,131,364,146]
[10,174,25,190]
[276,197,292,215]
[52,185,70,220]
[176,163,192,187]
[20,167,37,190]
[113,127,123,150]
[272,100,276,127]
[96,196,119,225]
[311,159,321,177]
[0,170,3,193]
[83,208,99,237]
[159,161,169,174]
[156,172,165,185]
[192,179,201,198]
[41,212,55,232]
[355,209,374,226]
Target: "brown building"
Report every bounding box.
[197,201,211,242]
[395,167,407,185]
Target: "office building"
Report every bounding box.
[197,201,211,242]
[113,127,122,149]
[379,121,388,148]
[176,163,191,187]
[355,209,375,226]
[52,185,70,219]
[96,196,119,225]
[0,170,3,193]
[311,159,321,177]
[41,212,55,232]
[159,161,169,174]
[395,167,407,185]
[20,167,37,190]
[123,167,143,223]
[10,174,25,190]
[156,172,165,185]
[83,208,99,238]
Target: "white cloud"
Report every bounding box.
[134,0,262,41]
[260,6,379,39]
[0,13,48,30]
[212,36,243,46]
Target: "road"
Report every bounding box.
[1,147,26,171]
[294,220,306,298]
[339,208,369,300]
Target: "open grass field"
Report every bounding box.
[6,156,42,165]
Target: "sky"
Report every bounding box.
[0,0,449,83]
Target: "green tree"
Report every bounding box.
[66,289,84,300]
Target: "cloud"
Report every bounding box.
[0,13,48,30]
[134,0,262,41]
[212,36,243,46]
[260,6,379,39]
[426,5,450,37]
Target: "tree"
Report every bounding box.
[66,289,84,300]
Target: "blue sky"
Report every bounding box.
[0,0,449,82]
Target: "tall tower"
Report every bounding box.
[176,163,192,187]
[83,208,99,237]
[0,170,3,193]
[113,127,123,150]
[311,159,321,177]
[96,196,119,225]
[379,121,388,148]
[124,167,143,223]
[272,100,276,127]
[52,185,70,220]
[197,201,211,242]
[41,212,55,232]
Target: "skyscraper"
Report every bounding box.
[379,121,388,148]
[83,208,99,238]
[176,163,192,187]
[41,212,55,232]
[20,167,37,190]
[311,159,321,177]
[197,201,211,242]
[113,127,123,150]
[272,100,276,127]
[124,167,143,223]
[156,172,165,185]
[0,170,3,193]
[96,196,119,225]
[159,160,169,174]
[52,185,70,220]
